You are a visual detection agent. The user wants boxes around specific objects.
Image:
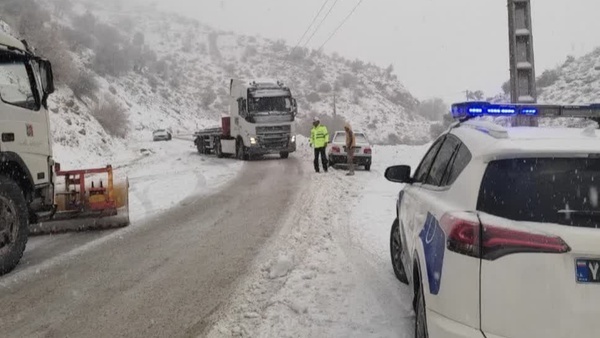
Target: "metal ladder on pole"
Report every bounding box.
[507,0,538,126]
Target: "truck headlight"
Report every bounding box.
[250,137,257,145]
[291,135,296,143]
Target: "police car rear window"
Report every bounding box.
[478,158,600,228]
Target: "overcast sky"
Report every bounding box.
[154,0,600,103]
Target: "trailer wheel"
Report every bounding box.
[0,176,28,276]
[196,138,204,154]
[216,140,224,158]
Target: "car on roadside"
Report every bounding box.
[328,130,372,171]
[385,102,600,338]
[153,129,172,141]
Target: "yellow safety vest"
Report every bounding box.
[310,125,329,148]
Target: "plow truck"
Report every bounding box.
[194,79,297,160]
[0,33,129,275]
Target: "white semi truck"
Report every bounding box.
[194,79,297,160]
[0,33,129,275]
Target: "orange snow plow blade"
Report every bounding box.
[29,164,130,235]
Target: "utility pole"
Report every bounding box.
[333,93,337,117]
[507,0,538,126]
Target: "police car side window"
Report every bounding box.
[425,136,460,186]
[442,143,472,186]
[413,137,444,183]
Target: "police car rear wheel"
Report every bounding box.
[390,219,408,284]
[415,281,429,338]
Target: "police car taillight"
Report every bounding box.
[440,213,481,258]
[440,213,570,260]
[331,146,341,153]
[364,147,372,154]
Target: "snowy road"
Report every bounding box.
[0,140,302,337]
[0,138,428,338]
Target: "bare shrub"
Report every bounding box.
[501,80,511,95]
[318,82,332,94]
[201,87,217,108]
[289,47,308,62]
[537,69,560,88]
[417,97,448,121]
[93,43,131,76]
[90,96,129,138]
[351,60,365,73]
[270,40,287,53]
[388,90,418,111]
[68,70,99,100]
[244,45,258,58]
[62,27,95,52]
[306,92,321,103]
[337,73,358,89]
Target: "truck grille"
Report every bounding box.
[256,125,291,149]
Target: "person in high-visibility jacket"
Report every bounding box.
[310,117,329,173]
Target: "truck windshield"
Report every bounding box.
[0,60,38,110]
[248,96,292,114]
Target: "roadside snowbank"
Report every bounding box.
[206,143,428,337]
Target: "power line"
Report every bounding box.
[302,0,341,48]
[318,0,365,51]
[278,0,330,71]
[291,0,331,51]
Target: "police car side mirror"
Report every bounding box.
[385,165,412,184]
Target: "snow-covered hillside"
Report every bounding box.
[493,48,600,106]
[1,0,433,169]
[537,50,600,104]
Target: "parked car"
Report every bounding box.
[386,113,600,338]
[328,131,372,170]
[153,129,172,141]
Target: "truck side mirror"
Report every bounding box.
[39,59,55,95]
[291,98,298,116]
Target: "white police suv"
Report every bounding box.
[386,102,600,338]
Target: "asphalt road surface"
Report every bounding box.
[0,157,303,338]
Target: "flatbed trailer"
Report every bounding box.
[194,122,235,158]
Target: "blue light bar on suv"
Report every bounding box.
[451,102,537,119]
[451,102,600,119]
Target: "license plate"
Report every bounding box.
[576,259,600,283]
[344,147,361,153]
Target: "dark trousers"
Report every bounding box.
[314,147,328,172]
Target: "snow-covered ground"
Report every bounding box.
[52,136,242,224]
[121,138,242,223]
[207,143,429,337]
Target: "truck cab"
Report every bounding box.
[228,79,297,159]
[0,33,55,216]
[0,32,55,274]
